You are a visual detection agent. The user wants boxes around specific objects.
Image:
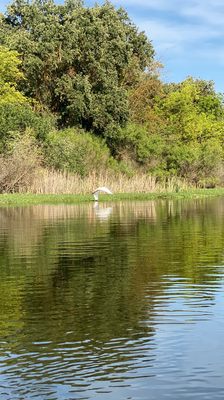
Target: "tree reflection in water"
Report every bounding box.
[0,198,224,399]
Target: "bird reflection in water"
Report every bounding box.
[93,202,113,221]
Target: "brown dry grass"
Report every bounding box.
[0,134,42,194]
[28,169,190,194]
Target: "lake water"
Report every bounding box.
[0,198,224,399]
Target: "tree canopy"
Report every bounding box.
[1,0,154,136]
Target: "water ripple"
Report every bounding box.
[0,199,224,399]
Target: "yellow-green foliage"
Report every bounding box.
[0,46,27,105]
[44,129,111,176]
[161,79,224,142]
[127,77,224,183]
[159,79,224,183]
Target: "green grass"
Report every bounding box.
[0,188,224,207]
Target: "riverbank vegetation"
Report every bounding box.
[0,0,224,195]
[1,189,224,207]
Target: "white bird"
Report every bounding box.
[92,186,113,201]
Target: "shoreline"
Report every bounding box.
[0,189,224,207]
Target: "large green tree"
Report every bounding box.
[1,0,154,137]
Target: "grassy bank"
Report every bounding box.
[0,189,224,207]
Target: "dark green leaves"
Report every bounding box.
[2,0,154,136]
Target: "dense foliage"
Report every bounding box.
[1,0,153,136]
[44,128,111,176]
[0,45,27,105]
[0,0,223,190]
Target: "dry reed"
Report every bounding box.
[27,169,190,194]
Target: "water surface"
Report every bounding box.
[0,198,224,399]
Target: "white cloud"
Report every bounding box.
[140,19,220,45]
[180,2,224,27]
[112,0,180,10]
[113,0,224,15]
[111,0,224,46]
[113,0,224,32]
[117,0,224,88]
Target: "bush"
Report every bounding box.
[115,123,165,172]
[165,139,223,185]
[115,123,224,184]
[0,104,55,146]
[44,128,111,176]
[0,130,42,193]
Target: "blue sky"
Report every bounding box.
[1,0,224,92]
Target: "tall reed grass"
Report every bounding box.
[28,169,190,195]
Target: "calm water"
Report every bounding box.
[0,199,224,399]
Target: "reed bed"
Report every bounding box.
[28,169,190,195]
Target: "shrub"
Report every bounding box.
[0,103,55,146]
[165,139,223,185]
[44,128,111,176]
[115,123,165,172]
